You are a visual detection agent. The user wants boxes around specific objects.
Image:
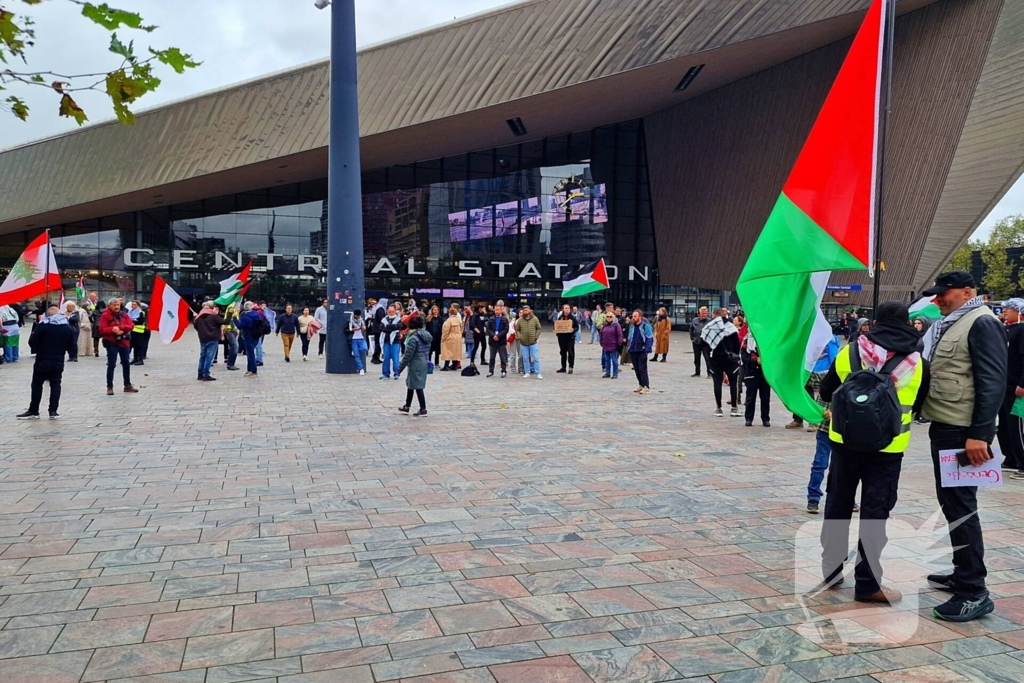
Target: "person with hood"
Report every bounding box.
[193,301,227,381]
[850,317,871,345]
[818,301,930,605]
[17,305,76,419]
[997,299,1024,479]
[235,302,265,377]
[440,304,464,371]
[1,303,22,363]
[652,307,671,362]
[99,298,139,395]
[701,308,741,417]
[627,309,654,394]
[397,314,431,416]
[912,316,932,353]
[690,306,713,377]
[379,304,403,380]
[742,331,770,427]
[555,303,579,374]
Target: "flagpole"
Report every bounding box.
[44,229,51,309]
[872,0,896,315]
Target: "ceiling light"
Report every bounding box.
[506,117,527,137]
[675,64,705,92]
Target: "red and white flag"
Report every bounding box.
[0,232,63,306]
[148,275,191,344]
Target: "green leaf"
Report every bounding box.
[81,3,155,32]
[58,93,88,125]
[108,32,134,60]
[5,94,29,121]
[149,47,200,74]
[30,73,44,82]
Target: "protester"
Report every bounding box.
[77,301,93,358]
[849,317,871,345]
[627,309,654,394]
[510,310,524,374]
[64,301,81,362]
[590,304,603,344]
[486,300,511,378]
[998,298,1024,479]
[222,304,240,371]
[555,303,579,374]
[425,305,443,366]
[89,299,105,356]
[701,309,740,416]
[372,301,387,364]
[128,301,147,366]
[600,311,623,379]
[193,301,227,381]
[517,304,542,379]
[236,301,265,377]
[1,303,21,363]
[913,317,932,354]
[252,303,268,367]
[274,304,300,363]
[397,314,431,416]
[803,333,842,513]
[470,304,488,366]
[817,301,928,604]
[98,297,138,394]
[742,331,770,427]
[652,306,671,362]
[920,271,1006,621]
[349,309,368,375]
[440,304,464,371]
[572,306,583,344]
[315,299,329,357]
[379,304,402,380]
[690,306,712,377]
[17,305,76,419]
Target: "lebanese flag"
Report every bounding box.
[215,261,252,306]
[909,296,942,321]
[562,259,610,298]
[736,0,888,423]
[149,275,191,344]
[0,232,63,306]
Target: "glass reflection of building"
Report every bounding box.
[0,120,659,311]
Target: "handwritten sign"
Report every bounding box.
[553,320,575,334]
[938,448,1003,488]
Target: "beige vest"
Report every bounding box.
[921,305,998,425]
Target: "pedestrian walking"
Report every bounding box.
[652,306,671,362]
[17,305,76,419]
[486,300,511,378]
[275,304,300,363]
[555,303,579,374]
[297,307,314,361]
[517,304,542,379]
[920,271,1005,621]
[627,309,654,394]
[98,298,138,394]
[701,309,740,416]
[64,301,81,362]
[742,332,770,426]
[315,299,329,358]
[397,315,432,416]
[997,299,1024,478]
[690,306,712,377]
[818,301,928,605]
[193,301,227,381]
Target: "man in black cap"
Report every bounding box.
[919,271,1006,622]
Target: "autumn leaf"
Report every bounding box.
[80,3,155,33]
[58,93,88,125]
[150,47,200,74]
[5,94,29,120]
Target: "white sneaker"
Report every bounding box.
[359,369,365,375]
[523,373,531,379]
[302,356,307,362]
[536,374,543,380]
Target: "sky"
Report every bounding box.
[1,0,1021,240]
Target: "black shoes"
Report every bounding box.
[602,373,610,378]
[256,361,264,366]
[413,409,427,417]
[691,373,700,377]
[49,411,58,420]
[201,376,217,381]
[763,421,771,428]
[487,372,494,377]
[398,405,410,413]
[855,587,902,604]
[807,500,819,514]
[745,421,753,427]
[285,357,291,363]
[501,371,507,378]
[556,368,566,373]
[568,368,573,374]
[226,366,239,371]
[933,593,994,622]
[927,574,956,593]
[17,411,39,420]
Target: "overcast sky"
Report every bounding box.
[1,0,1020,239]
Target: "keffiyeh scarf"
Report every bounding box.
[922,295,986,361]
[700,316,738,352]
[856,335,920,390]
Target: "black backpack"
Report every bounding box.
[461,363,480,377]
[252,315,270,338]
[831,344,906,452]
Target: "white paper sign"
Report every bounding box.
[939,448,1004,488]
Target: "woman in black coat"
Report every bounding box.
[425,305,444,365]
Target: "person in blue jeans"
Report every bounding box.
[379,305,402,379]
[349,309,368,375]
[193,302,227,381]
[805,335,841,514]
[599,311,622,378]
[236,302,264,377]
[517,305,542,379]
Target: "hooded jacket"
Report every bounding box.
[29,314,76,364]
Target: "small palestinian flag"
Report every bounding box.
[149,275,191,344]
[909,296,942,321]
[562,259,610,298]
[215,261,252,306]
[75,277,86,299]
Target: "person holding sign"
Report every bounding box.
[555,304,579,374]
[997,299,1024,480]
[920,271,1006,622]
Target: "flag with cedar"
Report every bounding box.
[0,232,63,306]
[736,0,889,424]
[149,275,191,344]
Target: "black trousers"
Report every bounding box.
[405,389,426,410]
[711,359,738,408]
[475,336,488,365]
[130,331,145,362]
[821,442,903,595]
[630,351,649,388]
[929,422,988,597]
[997,390,1024,472]
[489,344,508,373]
[558,335,575,370]
[744,372,770,423]
[318,334,327,355]
[29,361,64,414]
[693,341,712,375]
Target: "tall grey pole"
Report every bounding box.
[325,0,365,374]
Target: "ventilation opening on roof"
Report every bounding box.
[506,117,528,137]
[675,64,705,92]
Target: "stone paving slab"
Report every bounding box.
[1,330,1023,682]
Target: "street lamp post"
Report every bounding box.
[318,0,365,374]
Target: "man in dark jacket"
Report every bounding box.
[18,305,76,419]
[372,301,386,364]
[555,303,580,374]
[486,300,511,378]
[997,299,1024,479]
[99,298,138,395]
[193,302,227,381]
[690,306,712,378]
[920,271,1006,622]
[275,304,301,363]
[701,309,740,417]
[470,305,488,366]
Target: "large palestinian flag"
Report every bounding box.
[215,261,252,306]
[909,296,941,321]
[736,0,888,424]
[149,276,191,344]
[0,232,63,306]
[562,259,610,298]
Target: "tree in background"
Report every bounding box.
[1,1,198,124]
[981,214,1024,298]
[948,238,983,273]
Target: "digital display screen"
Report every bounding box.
[449,183,607,242]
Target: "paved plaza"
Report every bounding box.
[1,330,1023,683]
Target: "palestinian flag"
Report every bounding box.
[215,261,252,306]
[75,277,86,300]
[909,296,941,320]
[0,231,63,306]
[149,275,191,344]
[562,259,610,298]
[736,0,888,424]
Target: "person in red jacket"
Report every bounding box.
[98,298,139,395]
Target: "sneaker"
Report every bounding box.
[48,411,58,420]
[807,500,820,514]
[106,387,114,395]
[691,373,700,377]
[556,369,566,373]
[763,421,771,428]
[487,372,495,378]
[640,388,650,395]
[285,357,290,363]
[785,420,803,429]
[806,425,817,432]
[855,587,902,604]
[212,360,218,365]
[714,408,724,417]
[568,368,573,374]
[16,411,40,420]
[256,361,264,367]
[380,376,389,380]
[227,366,239,371]
[523,373,531,379]
[501,371,506,378]
[927,574,956,593]
[303,356,308,362]
[394,375,401,381]
[634,387,644,393]
[413,409,428,417]
[201,376,217,381]
[398,405,410,414]
[611,374,618,379]
[244,372,256,377]
[602,373,610,378]
[536,374,543,380]
[124,385,138,393]
[359,370,365,376]
[730,407,741,418]
[745,421,753,427]
[932,593,994,622]
[1012,471,1024,480]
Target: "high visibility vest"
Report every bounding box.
[828,344,923,453]
[133,313,146,334]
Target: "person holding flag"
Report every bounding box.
[193,301,228,381]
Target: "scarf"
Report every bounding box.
[856,335,920,390]
[746,332,757,355]
[40,313,69,326]
[700,316,738,351]
[922,295,985,360]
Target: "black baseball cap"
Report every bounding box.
[922,271,976,296]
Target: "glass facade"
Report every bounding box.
[0,120,660,313]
